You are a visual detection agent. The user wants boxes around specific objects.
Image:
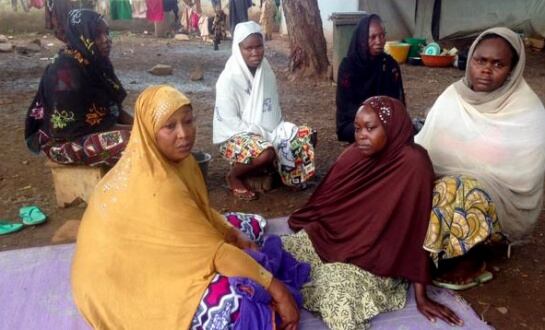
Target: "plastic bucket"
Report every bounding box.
[404,37,426,58]
[386,42,410,64]
[192,151,212,179]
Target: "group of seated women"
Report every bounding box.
[25,8,545,330]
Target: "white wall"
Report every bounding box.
[280,0,359,42]
[318,0,359,41]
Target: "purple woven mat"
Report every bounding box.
[0,217,492,330]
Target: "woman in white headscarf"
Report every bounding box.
[415,27,545,290]
[213,21,315,200]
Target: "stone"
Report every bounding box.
[148,64,173,76]
[174,33,190,41]
[15,43,41,55]
[0,42,13,53]
[190,65,204,81]
[496,307,508,314]
[30,38,42,47]
[0,34,8,43]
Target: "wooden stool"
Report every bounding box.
[45,160,107,208]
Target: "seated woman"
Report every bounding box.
[71,85,308,329]
[415,27,545,289]
[336,14,405,143]
[25,9,133,167]
[213,21,315,200]
[284,96,463,329]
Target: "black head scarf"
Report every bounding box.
[335,14,405,142]
[65,9,126,103]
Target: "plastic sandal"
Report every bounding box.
[225,175,258,201]
[19,205,47,226]
[432,271,494,291]
[0,221,24,235]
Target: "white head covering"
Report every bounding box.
[213,21,283,144]
[416,27,545,239]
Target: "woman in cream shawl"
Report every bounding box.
[415,27,545,289]
[71,85,300,329]
[213,21,315,200]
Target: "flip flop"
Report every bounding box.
[231,187,258,201]
[19,205,47,226]
[225,175,258,201]
[432,271,494,291]
[0,221,24,235]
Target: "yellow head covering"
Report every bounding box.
[72,85,271,329]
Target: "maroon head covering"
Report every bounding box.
[288,96,434,284]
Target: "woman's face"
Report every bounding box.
[95,19,112,58]
[468,37,514,92]
[354,105,387,156]
[155,105,196,163]
[239,34,265,70]
[367,19,385,57]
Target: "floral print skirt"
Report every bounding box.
[281,230,407,330]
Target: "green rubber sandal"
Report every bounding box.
[0,222,24,235]
[19,205,47,226]
[433,271,494,291]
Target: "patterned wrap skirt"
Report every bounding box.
[218,126,316,187]
[281,231,407,330]
[36,129,130,167]
[424,175,501,261]
[190,212,267,330]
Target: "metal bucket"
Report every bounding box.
[192,151,212,180]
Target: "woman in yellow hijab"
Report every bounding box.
[71,85,300,330]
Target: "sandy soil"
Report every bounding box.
[1,28,545,330]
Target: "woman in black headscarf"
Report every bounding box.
[336,14,405,143]
[25,9,132,167]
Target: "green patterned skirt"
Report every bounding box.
[281,231,407,330]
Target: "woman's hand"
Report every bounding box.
[268,278,300,330]
[225,227,258,251]
[415,283,463,326]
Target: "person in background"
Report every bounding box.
[228,0,252,36]
[259,0,275,41]
[336,14,405,143]
[211,3,227,50]
[213,22,316,200]
[25,9,132,167]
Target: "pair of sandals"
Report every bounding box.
[0,206,47,235]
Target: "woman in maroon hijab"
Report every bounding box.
[284,96,462,329]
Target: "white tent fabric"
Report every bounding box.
[360,0,545,41]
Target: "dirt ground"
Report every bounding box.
[1,17,545,330]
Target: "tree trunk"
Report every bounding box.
[282,0,329,79]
